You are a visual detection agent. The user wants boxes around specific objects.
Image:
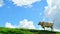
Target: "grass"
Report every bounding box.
[0,27,60,34]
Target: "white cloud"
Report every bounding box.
[5,19,35,29]
[19,19,35,29]
[46,0,52,7]
[44,0,60,30]
[0,0,4,7]
[12,0,40,7]
[5,22,16,28]
[39,27,60,32]
[45,0,60,17]
[54,28,60,32]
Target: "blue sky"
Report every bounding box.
[0,0,60,32]
[0,0,48,28]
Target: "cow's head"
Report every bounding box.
[38,22,44,26]
[38,22,42,25]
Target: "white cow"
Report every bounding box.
[38,22,54,31]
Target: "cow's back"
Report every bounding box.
[43,22,53,27]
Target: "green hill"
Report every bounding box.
[0,27,60,34]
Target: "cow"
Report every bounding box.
[38,22,54,31]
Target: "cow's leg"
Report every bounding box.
[43,25,45,30]
[51,26,53,31]
[44,27,45,30]
[43,27,45,30]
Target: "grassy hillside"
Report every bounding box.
[0,27,60,34]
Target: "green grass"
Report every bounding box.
[0,27,60,34]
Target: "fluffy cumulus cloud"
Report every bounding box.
[5,19,35,29]
[0,0,4,7]
[12,0,40,7]
[44,0,60,30]
[5,22,16,28]
[19,19,35,29]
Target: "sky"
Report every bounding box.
[0,0,60,31]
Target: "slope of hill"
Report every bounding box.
[0,27,60,34]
